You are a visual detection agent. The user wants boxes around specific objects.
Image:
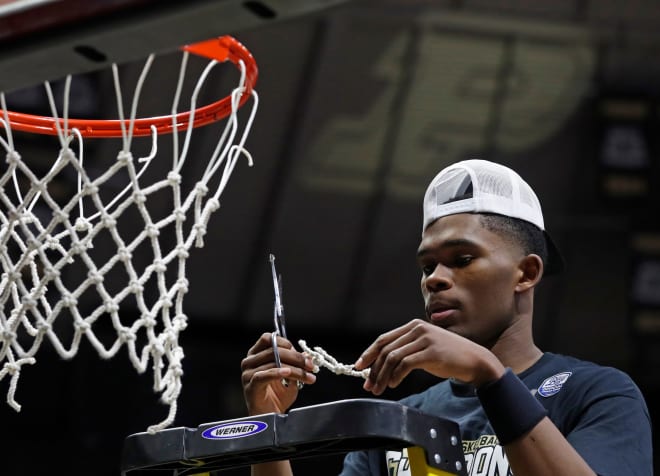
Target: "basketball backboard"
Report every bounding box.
[0,0,351,92]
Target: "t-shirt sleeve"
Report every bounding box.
[339,449,383,476]
[562,369,652,476]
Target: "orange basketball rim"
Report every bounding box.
[1,35,258,138]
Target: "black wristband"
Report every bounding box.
[476,368,547,445]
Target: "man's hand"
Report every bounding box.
[241,332,317,415]
[354,319,504,395]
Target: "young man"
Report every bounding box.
[241,159,653,476]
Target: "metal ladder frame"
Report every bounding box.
[122,398,467,475]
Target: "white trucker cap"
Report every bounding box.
[422,159,564,274]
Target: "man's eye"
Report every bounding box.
[455,255,474,267]
[421,264,436,276]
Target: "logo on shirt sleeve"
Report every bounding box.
[537,371,572,397]
[386,449,410,476]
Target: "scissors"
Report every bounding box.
[269,254,303,389]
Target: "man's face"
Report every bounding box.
[417,213,525,348]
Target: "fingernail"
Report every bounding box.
[363,379,372,391]
[305,357,314,369]
[308,373,316,383]
[354,357,363,369]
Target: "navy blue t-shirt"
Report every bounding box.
[339,352,652,476]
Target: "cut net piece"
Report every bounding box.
[298,340,370,379]
[0,40,258,433]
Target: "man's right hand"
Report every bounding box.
[241,332,317,415]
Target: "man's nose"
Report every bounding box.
[424,265,453,292]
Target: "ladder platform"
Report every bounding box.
[121,398,467,475]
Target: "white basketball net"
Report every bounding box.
[0,49,258,433]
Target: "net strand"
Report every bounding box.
[298,340,370,379]
[0,50,257,433]
[177,59,218,167]
[171,51,189,169]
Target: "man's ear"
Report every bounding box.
[515,254,543,293]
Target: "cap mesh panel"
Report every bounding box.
[475,169,512,198]
[519,185,537,208]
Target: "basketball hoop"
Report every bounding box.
[2,36,257,137]
[0,35,258,433]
